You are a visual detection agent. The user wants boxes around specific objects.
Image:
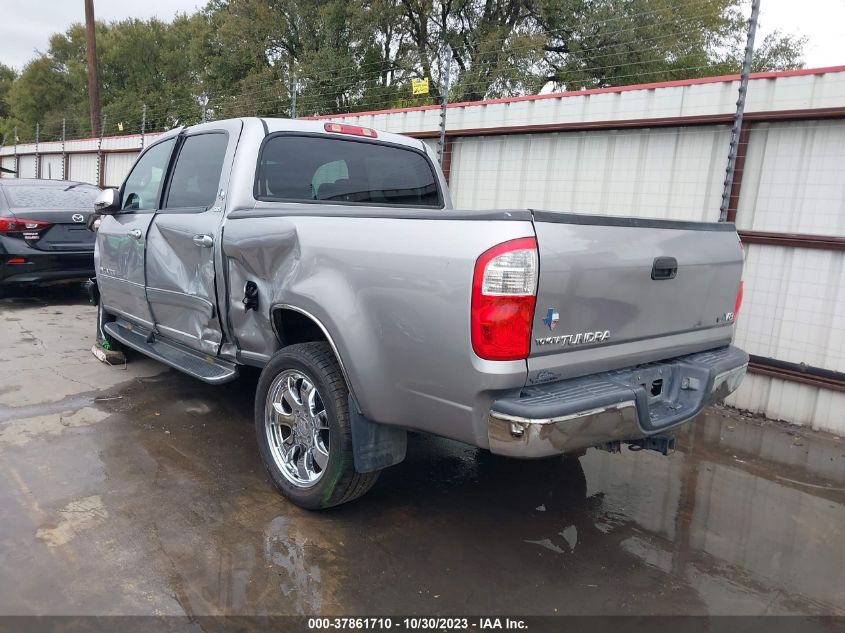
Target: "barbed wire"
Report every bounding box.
[7,105,845,154]
[7,121,845,189]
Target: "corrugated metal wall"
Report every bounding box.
[726,372,845,432]
[0,69,842,433]
[40,154,63,180]
[448,127,730,220]
[68,154,99,185]
[736,244,844,371]
[736,120,845,236]
[104,153,138,188]
[16,155,36,178]
[0,155,15,175]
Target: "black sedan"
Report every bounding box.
[0,178,100,293]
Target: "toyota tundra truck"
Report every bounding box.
[89,117,748,509]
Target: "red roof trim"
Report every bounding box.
[48,131,164,146]
[304,65,845,121]
[70,131,163,144]
[1,131,164,151]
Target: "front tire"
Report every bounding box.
[254,342,379,509]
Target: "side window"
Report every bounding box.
[122,139,175,211]
[311,160,349,199]
[164,133,228,210]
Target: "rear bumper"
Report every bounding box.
[488,345,748,458]
[1,252,94,285]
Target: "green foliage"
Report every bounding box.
[7,57,75,141]
[751,31,809,72]
[0,0,808,139]
[0,64,16,120]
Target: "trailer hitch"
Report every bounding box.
[596,434,676,456]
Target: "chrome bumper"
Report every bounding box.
[488,345,748,458]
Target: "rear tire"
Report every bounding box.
[254,342,379,509]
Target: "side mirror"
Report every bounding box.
[94,188,121,214]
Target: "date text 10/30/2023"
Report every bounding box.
[307,617,528,630]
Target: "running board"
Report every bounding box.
[103,321,239,384]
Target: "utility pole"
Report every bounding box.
[437,46,452,165]
[719,0,760,222]
[84,0,102,137]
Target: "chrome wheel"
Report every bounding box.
[265,369,331,488]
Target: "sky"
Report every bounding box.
[0,0,203,70]
[0,0,843,71]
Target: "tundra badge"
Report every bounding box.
[535,330,611,347]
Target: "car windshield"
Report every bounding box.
[4,184,100,208]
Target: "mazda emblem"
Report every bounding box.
[72,214,84,223]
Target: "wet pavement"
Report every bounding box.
[1,288,844,616]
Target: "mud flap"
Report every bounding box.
[349,395,407,473]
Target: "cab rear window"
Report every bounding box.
[4,185,99,208]
[255,135,442,207]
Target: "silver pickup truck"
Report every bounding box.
[90,117,748,509]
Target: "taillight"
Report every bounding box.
[471,237,538,361]
[0,217,52,240]
[734,280,744,320]
[324,122,378,138]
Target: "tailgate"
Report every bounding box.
[529,211,743,382]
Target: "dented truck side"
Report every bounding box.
[93,117,748,509]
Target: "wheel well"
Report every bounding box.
[272,308,328,347]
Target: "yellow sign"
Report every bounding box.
[411,77,429,95]
[117,122,124,132]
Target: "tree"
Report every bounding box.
[7,57,75,141]
[0,64,16,119]
[200,0,409,117]
[0,64,20,145]
[97,16,207,131]
[751,31,808,72]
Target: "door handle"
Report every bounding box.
[192,234,214,248]
[128,229,143,240]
